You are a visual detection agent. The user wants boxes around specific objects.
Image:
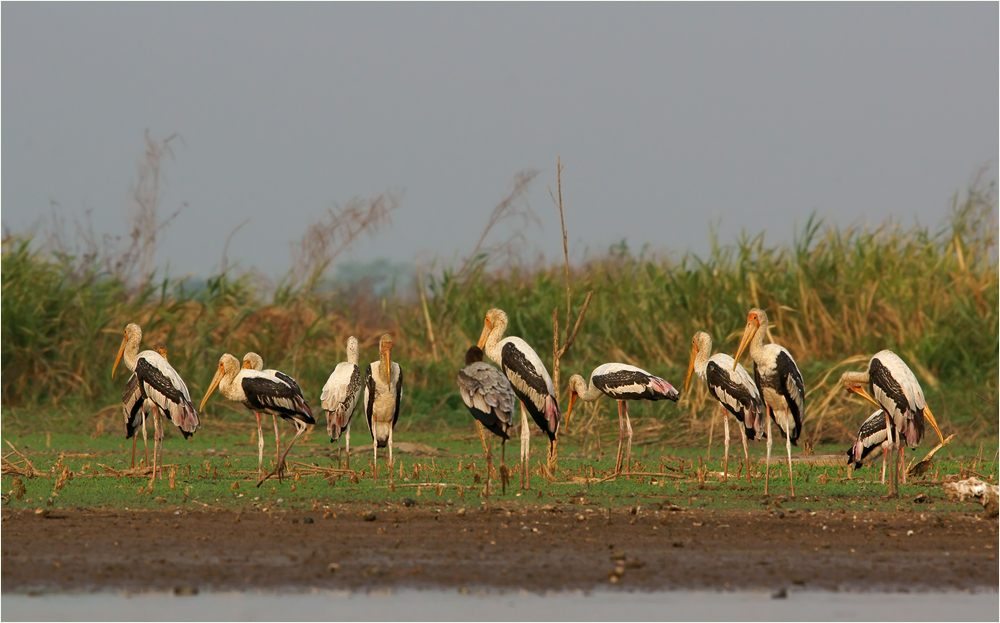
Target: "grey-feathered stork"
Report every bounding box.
[122,341,170,469]
[457,345,516,494]
[113,324,199,481]
[733,308,805,497]
[200,353,314,485]
[840,350,944,493]
[321,336,363,470]
[363,334,402,479]
[846,409,898,484]
[685,331,763,484]
[477,308,560,490]
[566,363,679,474]
[242,352,309,476]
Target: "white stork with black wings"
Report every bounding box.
[733,308,805,497]
[363,334,402,478]
[121,341,172,469]
[457,345,516,494]
[113,324,199,481]
[840,349,944,491]
[242,352,311,477]
[321,336,363,469]
[201,353,314,484]
[477,308,560,490]
[566,363,678,474]
[847,409,898,484]
[685,331,763,483]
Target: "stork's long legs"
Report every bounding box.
[737,415,751,485]
[615,401,625,474]
[141,408,149,468]
[500,438,508,495]
[344,424,351,471]
[764,411,772,496]
[783,411,795,497]
[519,403,530,490]
[272,414,281,470]
[722,407,730,482]
[624,402,634,473]
[255,412,265,478]
[152,409,163,482]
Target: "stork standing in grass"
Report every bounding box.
[840,350,944,495]
[113,324,199,481]
[122,341,170,469]
[733,308,805,497]
[201,353,314,484]
[566,363,679,474]
[477,308,560,490]
[363,334,402,479]
[847,409,898,484]
[457,345,516,494]
[321,336,363,470]
[685,331,764,483]
[242,352,308,474]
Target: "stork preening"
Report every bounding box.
[242,352,309,476]
[477,308,560,490]
[321,336,363,470]
[457,345,517,494]
[733,308,805,497]
[113,324,199,481]
[685,331,764,483]
[121,341,169,469]
[840,350,944,494]
[847,409,898,484]
[363,334,402,479]
[566,363,679,474]
[200,353,314,484]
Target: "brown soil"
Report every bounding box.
[2,504,996,594]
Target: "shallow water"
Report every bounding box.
[3,589,997,622]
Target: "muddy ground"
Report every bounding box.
[3,502,997,594]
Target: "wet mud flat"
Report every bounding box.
[2,504,997,594]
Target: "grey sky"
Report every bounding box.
[3,3,997,279]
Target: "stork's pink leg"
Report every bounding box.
[615,401,625,474]
[722,407,730,482]
[255,412,265,478]
[623,402,634,472]
[272,414,281,471]
[345,424,351,471]
[519,403,530,490]
[764,410,772,496]
[141,407,150,468]
[737,415,751,485]
[783,411,795,497]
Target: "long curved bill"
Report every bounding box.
[846,385,884,411]
[200,369,225,412]
[111,337,127,379]
[923,404,945,445]
[564,392,579,434]
[732,322,756,371]
[684,343,698,393]
[476,318,491,350]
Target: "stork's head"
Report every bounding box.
[378,334,393,383]
[477,308,508,350]
[153,342,168,360]
[112,323,143,378]
[465,345,484,366]
[685,331,711,393]
[346,336,359,365]
[733,308,766,371]
[242,352,264,371]
[564,374,588,433]
[200,353,240,411]
[839,370,883,410]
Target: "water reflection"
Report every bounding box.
[3,588,996,622]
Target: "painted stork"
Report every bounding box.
[477,308,560,490]
[200,353,314,484]
[122,341,170,469]
[457,345,516,494]
[840,349,944,492]
[684,331,764,484]
[566,363,679,474]
[242,352,309,476]
[363,334,402,478]
[846,409,898,484]
[320,336,363,470]
[733,308,805,497]
[112,324,199,481]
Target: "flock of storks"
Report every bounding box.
[111,306,945,496]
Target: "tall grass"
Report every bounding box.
[3,180,996,445]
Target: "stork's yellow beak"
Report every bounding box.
[684,343,698,393]
[112,337,127,379]
[565,392,579,434]
[200,365,225,411]
[733,321,756,371]
[477,318,491,350]
[846,385,884,411]
[923,404,945,445]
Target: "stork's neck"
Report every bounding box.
[482,317,508,365]
[841,370,870,390]
[748,322,767,362]
[379,350,392,384]
[693,343,712,380]
[572,375,604,402]
[122,329,142,372]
